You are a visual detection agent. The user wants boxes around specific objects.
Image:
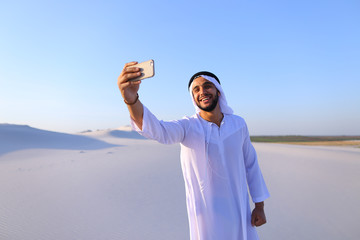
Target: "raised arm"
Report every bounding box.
[117,61,144,130]
[117,61,186,144]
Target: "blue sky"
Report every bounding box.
[1,0,359,135]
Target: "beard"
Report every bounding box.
[197,92,219,112]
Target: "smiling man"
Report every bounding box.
[118,62,270,240]
[192,77,219,112]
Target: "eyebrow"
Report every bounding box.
[192,82,214,91]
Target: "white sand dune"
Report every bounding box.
[0,124,359,240]
[81,127,146,140]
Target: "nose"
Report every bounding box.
[199,86,207,95]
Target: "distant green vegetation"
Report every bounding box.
[250,135,360,143]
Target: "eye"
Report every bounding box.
[204,84,212,89]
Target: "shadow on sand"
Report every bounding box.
[0,124,120,156]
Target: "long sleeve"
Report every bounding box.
[131,105,187,145]
[242,124,270,203]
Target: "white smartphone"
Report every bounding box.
[128,59,155,81]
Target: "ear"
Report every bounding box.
[217,90,221,96]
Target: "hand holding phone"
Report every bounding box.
[128,59,155,82]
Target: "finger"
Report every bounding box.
[120,79,142,88]
[120,67,141,81]
[123,67,141,75]
[120,61,140,77]
[256,221,263,227]
[128,79,141,85]
[259,216,266,226]
[123,61,138,69]
[119,72,141,84]
[120,62,139,76]
[255,216,266,227]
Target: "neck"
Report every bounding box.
[199,105,224,127]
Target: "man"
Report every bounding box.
[118,61,270,240]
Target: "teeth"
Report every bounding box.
[199,96,210,102]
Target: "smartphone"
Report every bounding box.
[128,59,155,81]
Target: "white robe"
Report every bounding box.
[131,106,270,240]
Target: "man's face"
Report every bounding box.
[191,77,220,112]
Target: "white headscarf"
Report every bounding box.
[189,75,233,115]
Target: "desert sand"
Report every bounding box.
[1,124,359,240]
